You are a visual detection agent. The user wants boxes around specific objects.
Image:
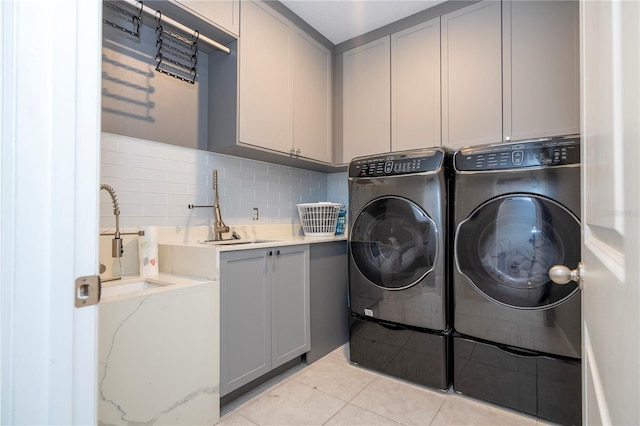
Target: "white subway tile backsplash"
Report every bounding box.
[117,191,168,205]
[143,204,190,217]
[221,177,242,195]
[101,150,141,167]
[169,148,207,165]
[100,133,347,229]
[100,176,146,192]
[328,172,348,208]
[225,168,255,181]
[244,177,260,190]
[142,181,190,195]
[100,163,118,178]
[143,156,195,173]
[117,135,170,159]
[254,172,280,186]
[101,133,118,151]
[118,204,145,217]
[267,165,292,178]
[210,153,241,170]
[242,160,268,174]
[119,165,167,182]
[165,170,204,186]
[168,193,207,206]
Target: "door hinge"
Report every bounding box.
[75,275,101,307]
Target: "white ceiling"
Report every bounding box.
[279,0,446,45]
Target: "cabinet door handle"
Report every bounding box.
[268,251,273,256]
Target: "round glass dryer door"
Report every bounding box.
[350,196,438,289]
[456,194,580,309]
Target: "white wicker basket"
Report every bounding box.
[297,202,342,236]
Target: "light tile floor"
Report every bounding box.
[219,344,553,426]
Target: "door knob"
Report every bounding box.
[549,262,584,288]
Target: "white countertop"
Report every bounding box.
[100,273,215,303]
[158,235,346,280]
[160,234,347,252]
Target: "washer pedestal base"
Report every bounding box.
[349,313,451,391]
[453,334,581,426]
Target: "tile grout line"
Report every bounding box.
[427,392,449,425]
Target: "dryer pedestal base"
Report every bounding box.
[349,313,451,391]
[453,334,581,426]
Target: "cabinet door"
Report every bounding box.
[173,0,239,37]
[220,249,271,396]
[271,245,310,368]
[293,31,332,163]
[239,1,293,155]
[343,36,391,162]
[441,1,502,149]
[391,17,441,151]
[503,0,579,141]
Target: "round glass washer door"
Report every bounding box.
[456,194,580,309]
[350,196,438,290]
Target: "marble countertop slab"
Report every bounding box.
[100,273,215,303]
[98,278,219,425]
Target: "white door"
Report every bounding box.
[579,0,640,424]
[0,1,101,424]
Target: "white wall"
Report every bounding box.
[100,133,347,229]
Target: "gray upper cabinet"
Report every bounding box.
[342,36,391,163]
[391,17,441,151]
[239,0,293,156]
[503,0,579,141]
[238,0,332,163]
[342,18,440,159]
[441,0,503,150]
[292,31,333,163]
[172,0,239,37]
[219,245,310,396]
[441,0,579,149]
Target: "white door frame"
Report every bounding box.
[580,0,640,424]
[1,1,101,423]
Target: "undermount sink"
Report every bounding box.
[101,279,167,298]
[200,239,277,245]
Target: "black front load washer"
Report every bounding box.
[348,147,451,391]
[452,136,582,425]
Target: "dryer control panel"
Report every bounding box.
[454,137,580,171]
[349,149,444,177]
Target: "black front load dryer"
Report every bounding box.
[348,147,451,391]
[452,136,582,425]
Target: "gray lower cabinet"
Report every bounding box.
[307,242,349,364]
[220,245,310,396]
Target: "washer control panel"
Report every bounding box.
[349,149,444,177]
[454,137,580,171]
